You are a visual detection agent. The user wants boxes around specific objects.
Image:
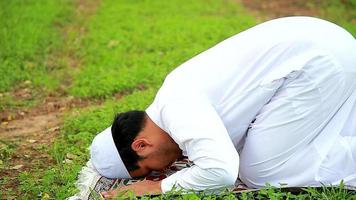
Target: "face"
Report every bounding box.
[129,135,182,178]
[128,115,182,178]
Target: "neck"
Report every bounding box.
[145,115,167,136]
[145,115,182,158]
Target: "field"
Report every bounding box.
[0,0,355,199]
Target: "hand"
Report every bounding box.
[101,180,162,199]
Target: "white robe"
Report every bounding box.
[145,16,356,192]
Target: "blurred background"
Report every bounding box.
[0,0,355,199]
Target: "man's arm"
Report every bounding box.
[157,99,240,192]
[103,98,239,197]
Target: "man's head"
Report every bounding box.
[91,110,182,179]
[111,110,146,172]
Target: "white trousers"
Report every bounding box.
[239,33,356,188]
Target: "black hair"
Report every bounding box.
[111,110,146,171]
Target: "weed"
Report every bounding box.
[0,140,16,161]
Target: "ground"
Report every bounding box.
[0,0,355,199]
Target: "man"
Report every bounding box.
[89,16,356,198]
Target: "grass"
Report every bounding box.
[0,0,75,111]
[94,182,356,200]
[0,0,74,92]
[16,89,156,199]
[1,0,355,199]
[69,0,255,98]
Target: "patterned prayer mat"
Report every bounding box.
[69,158,355,200]
[71,158,248,200]
[88,158,195,199]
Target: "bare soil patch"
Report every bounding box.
[0,112,61,196]
[0,94,99,198]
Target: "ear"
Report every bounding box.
[131,138,152,153]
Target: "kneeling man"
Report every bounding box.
[89,17,356,198]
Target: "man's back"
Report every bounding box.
[149,16,356,149]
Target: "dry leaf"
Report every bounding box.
[1,121,8,126]
[63,159,73,164]
[107,40,119,48]
[42,192,50,199]
[11,164,24,170]
[66,153,77,159]
[48,126,60,132]
[24,80,32,85]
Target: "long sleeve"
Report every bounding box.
[152,99,240,193]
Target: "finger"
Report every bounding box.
[101,191,112,198]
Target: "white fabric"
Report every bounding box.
[145,16,356,192]
[90,126,131,179]
[239,55,356,188]
[67,160,102,200]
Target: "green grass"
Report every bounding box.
[92,182,356,200]
[0,0,75,112]
[0,0,74,92]
[1,0,355,199]
[68,0,255,98]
